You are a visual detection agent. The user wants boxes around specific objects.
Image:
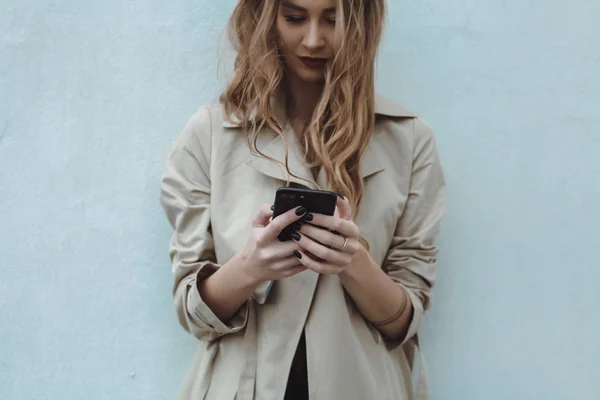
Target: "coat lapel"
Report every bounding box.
[245,128,386,190]
[225,92,416,189]
[245,128,318,189]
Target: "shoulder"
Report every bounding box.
[167,102,258,179]
[162,106,215,175]
[374,94,436,150]
[374,93,418,119]
[180,103,225,138]
[167,103,236,157]
[177,102,233,136]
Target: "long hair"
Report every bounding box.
[220,0,386,218]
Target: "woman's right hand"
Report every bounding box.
[238,203,308,283]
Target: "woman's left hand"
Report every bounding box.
[291,195,362,275]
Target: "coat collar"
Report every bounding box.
[244,129,389,190]
[222,92,416,189]
[221,92,416,128]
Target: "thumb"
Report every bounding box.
[335,194,352,220]
[252,203,274,228]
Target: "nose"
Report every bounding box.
[302,21,325,51]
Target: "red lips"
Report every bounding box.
[299,57,328,69]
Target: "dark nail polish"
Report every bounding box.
[291,232,301,241]
[295,206,307,216]
[293,250,302,259]
[302,213,313,222]
[292,222,302,231]
[337,193,345,199]
[270,205,274,211]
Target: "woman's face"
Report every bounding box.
[276,0,337,84]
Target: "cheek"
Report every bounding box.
[327,32,337,54]
[275,18,285,40]
[276,22,299,54]
[278,39,294,56]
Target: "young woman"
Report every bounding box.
[160,0,446,399]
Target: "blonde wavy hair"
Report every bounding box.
[220,0,386,218]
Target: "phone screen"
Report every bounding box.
[272,187,337,241]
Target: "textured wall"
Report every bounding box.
[1,0,599,399]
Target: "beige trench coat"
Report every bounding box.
[159,93,446,400]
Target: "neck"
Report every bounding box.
[283,74,324,125]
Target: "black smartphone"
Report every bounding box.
[272,187,338,241]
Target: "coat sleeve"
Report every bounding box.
[159,107,249,342]
[382,117,446,348]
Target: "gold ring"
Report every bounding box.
[338,237,348,251]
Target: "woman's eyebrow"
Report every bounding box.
[281,2,307,12]
[280,2,336,13]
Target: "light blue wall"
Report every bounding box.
[1,0,598,399]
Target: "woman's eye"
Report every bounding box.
[284,15,305,23]
[326,19,336,25]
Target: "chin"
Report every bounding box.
[301,75,326,84]
[295,69,326,84]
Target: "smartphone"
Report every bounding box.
[272,187,338,241]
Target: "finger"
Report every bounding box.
[335,194,352,221]
[270,255,306,271]
[299,224,359,254]
[263,206,307,241]
[252,203,274,228]
[299,223,342,249]
[268,240,302,260]
[293,232,352,266]
[307,213,359,239]
[294,249,339,275]
[280,264,307,278]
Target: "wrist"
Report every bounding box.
[340,245,370,281]
[232,251,267,290]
